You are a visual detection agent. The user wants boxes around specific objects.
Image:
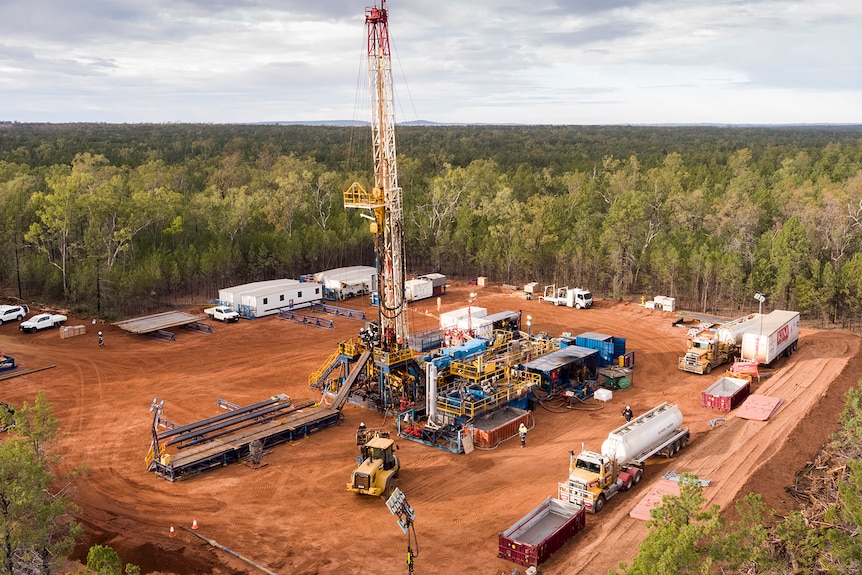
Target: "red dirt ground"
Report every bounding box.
[0,282,858,575]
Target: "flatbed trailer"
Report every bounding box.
[498,497,586,567]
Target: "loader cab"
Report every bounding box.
[360,435,398,471]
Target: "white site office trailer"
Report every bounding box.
[218,279,298,308]
[238,280,324,318]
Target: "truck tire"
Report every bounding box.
[594,494,606,513]
[632,468,643,485]
[704,363,712,374]
[575,303,582,309]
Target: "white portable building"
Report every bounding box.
[238,281,323,318]
[218,279,298,308]
[439,306,487,329]
[314,266,377,300]
[405,278,434,302]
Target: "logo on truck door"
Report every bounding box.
[777,325,790,344]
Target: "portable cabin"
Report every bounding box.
[238,281,323,318]
[417,273,447,295]
[439,306,487,329]
[218,279,298,308]
[405,278,434,302]
[314,266,377,301]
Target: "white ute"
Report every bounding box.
[204,305,240,323]
[20,312,67,333]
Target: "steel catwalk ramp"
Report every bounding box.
[331,349,372,411]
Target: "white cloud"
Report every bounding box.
[1,0,860,123]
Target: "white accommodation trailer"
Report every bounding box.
[238,280,323,318]
[314,266,377,301]
[218,279,298,308]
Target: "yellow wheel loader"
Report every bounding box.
[347,434,399,497]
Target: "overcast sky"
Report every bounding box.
[2,0,860,125]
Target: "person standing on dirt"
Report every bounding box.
[622,405,633,422]
[519,423,528,447]
[98,331,103,348]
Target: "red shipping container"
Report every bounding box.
[498,497,586,567]
[702,375,751,412]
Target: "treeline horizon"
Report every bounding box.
[1,122,861,325]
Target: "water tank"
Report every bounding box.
[715,314,761,345]
[601,403,683,464]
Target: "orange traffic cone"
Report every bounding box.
[191,518,199,530]
[169,526,176,537]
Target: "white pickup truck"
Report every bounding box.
[204,306,240,323]
[20,313,67,333]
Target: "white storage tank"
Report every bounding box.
[601,403,684,464]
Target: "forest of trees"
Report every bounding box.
[1,122,861,325]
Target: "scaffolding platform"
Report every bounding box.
[181,321,213,334]
[309,303,367,321]
[277,310,335,329]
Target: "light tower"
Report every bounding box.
[345,0,408,350]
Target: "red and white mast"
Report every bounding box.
[346,0,408,348]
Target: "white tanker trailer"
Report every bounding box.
[558,403,689,513]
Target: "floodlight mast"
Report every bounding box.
[345,0,408,350]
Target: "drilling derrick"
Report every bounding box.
[345,0,408,350]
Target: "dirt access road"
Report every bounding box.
[0,282,858,575]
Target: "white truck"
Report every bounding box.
[204,305,240,323]
[740,310,800,365]
[541,285,593,309]
[19,312,67,333]
[558,402,689,513]
[0,304,29,325]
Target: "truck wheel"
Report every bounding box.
[0,319,4,325]
[594,494,606,513]
[704,364,712,374]
[575,303,582,309]
[632,469,643,485]
[623,476,633,491]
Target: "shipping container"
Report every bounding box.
[498,497,586,567]
[471,407,531,449]
[740,310,800,365]
[701,375,751,412]
[575,332,626,366]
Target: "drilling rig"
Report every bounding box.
[336,0,422,415]
[345,0,408,350]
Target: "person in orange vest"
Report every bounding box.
[519,423,528,447]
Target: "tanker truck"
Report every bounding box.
[558,402,689,513]
[678,313,762,374]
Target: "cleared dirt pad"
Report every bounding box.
[0,283,858,575]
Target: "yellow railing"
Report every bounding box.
[343,181,386,209]
[308,350,342,386]
[374,346,413,366]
